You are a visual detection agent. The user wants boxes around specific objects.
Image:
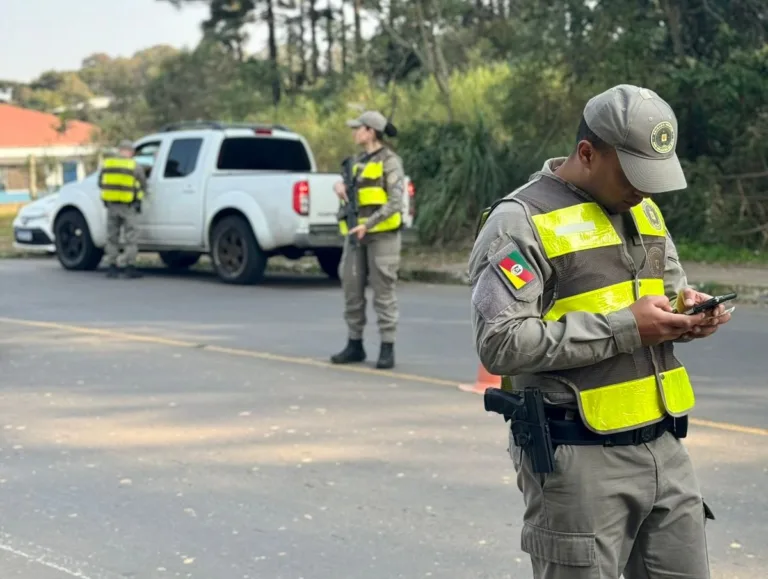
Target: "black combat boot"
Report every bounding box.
[106,264,119,279]
[376,342,395,369]
[124,265,143,279]
[330,339,366,364]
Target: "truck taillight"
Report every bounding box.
[407,180,416,216]
[293,180,310,215]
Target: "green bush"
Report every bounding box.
[398,117,515,244]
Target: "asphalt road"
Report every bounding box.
[0,258,766,579]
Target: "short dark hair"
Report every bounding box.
[576,115,611,151]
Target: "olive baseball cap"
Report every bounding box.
[583,84,687,193]
[346,110,388,132]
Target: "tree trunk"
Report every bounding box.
[266,0,281,104]
[326,2,334,74]
[299,0,307,86]
[287,25,296,91]
[340,2,347,73]
[311,0,320,80]
[416,0,453,120]
[353,0,362,59]
[658,0,686,58]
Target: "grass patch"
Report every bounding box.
[0,213,19,257]
[675,241,768,265]
[0,209,50,259]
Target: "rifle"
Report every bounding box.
[339,150,379,247]
[340,156,359,247]
[484,387,556,474]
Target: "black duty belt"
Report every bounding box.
[545,412,687,448]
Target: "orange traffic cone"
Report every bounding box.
[459,362,501,395]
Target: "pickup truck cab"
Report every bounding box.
[51,121,415,283]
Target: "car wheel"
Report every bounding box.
[210,215,266,284]
[159,251,201,271]
[54,209,103,271]
[315,248,342,280]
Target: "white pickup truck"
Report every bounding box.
[47,121,415,283]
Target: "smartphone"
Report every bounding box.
[683,292,737,315]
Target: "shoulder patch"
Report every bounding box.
[498,249,535,289]
[488,239,542,304]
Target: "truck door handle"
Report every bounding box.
[182,185,195,194]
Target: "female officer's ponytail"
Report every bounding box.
[384,122,398,138]
[374,121,398,143]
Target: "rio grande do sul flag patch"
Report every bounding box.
[498,250,535,289]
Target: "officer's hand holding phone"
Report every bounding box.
[629,295,706,346]
[674,289,735,340]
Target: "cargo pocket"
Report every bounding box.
[521,522,597,572]
[373,253,400,284]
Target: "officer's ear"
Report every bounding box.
[575,140,601,172]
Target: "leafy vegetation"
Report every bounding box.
[2,0,766,251]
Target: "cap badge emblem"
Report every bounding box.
[651,121,675,154]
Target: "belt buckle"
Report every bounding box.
[635,424,657,444]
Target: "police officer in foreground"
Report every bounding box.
[99,139,147,279]
[470,85,732,578]
[330,110,405,370]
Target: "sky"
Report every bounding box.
[0,0,256,82]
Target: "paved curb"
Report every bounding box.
[3,252,767,306]
[267,259,768,306]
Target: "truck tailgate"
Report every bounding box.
[307,173,341,226]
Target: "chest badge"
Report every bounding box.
[643,203,663,231]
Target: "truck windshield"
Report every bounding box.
[217,137,312,172]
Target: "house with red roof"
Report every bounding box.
[0,103,99,203]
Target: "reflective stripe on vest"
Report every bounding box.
[481,188,694,435]
[338,158,402,235]
[100,158,143,204]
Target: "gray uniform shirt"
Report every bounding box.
[358,147,405,231]
[133,162,148,195]
[469,158,691,404]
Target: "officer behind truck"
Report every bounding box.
[99,139,148,279]
[469,84,732,578]
[330,110,405,370]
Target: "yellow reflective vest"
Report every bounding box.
[338,154,402,235]
[99,157,144,204]
[478,192,695,435]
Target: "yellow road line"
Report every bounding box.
[0,317,458,388]
[1,316,766,437]
[687,418,768,437]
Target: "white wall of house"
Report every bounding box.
[0,144,99,198]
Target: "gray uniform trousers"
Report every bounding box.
[510,429,713,579]
[340,230,401,343]
[104,202,139,268]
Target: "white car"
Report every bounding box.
[12,193,60,254]
[51,121,416,284]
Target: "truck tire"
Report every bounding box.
[159,251,201,271]
[54,209,103,271]
[316,248,342,280]
[210,215,266,285]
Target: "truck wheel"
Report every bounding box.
[210,215,266,284]
[159,251,201,271]
[54,209,103,271]
[316,248,342,280]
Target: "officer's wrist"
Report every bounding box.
[607,308,642,354]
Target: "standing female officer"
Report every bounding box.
[330,110,405,370]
